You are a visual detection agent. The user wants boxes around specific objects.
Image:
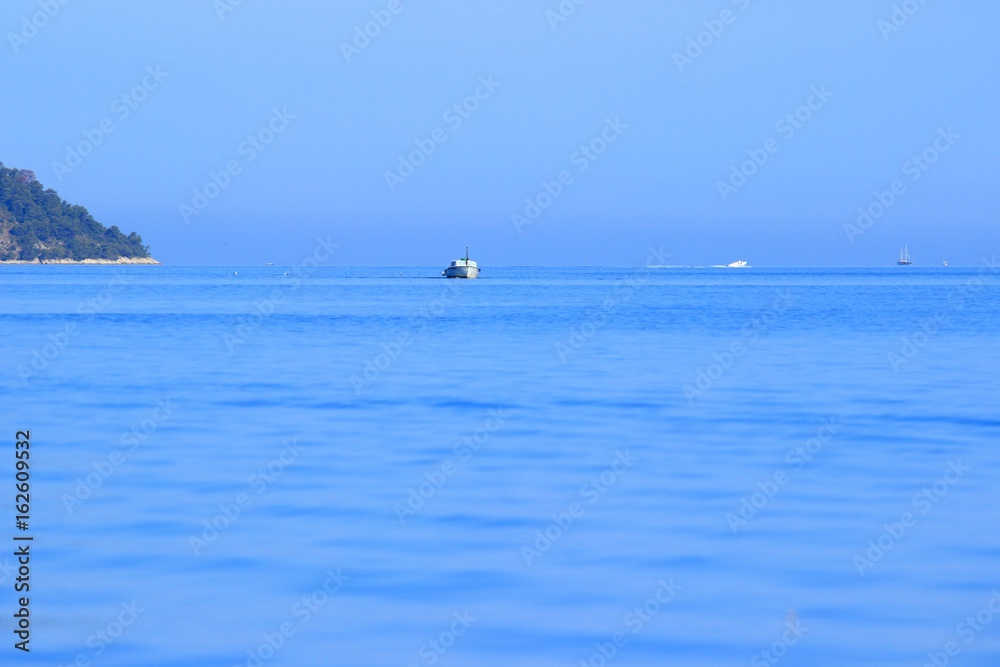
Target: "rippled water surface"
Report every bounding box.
[3,265,999,666]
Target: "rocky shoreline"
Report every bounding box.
[1,257,160,265]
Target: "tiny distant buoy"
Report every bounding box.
[233,271,237,275]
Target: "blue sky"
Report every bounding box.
[2,0,997,265]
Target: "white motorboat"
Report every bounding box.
[442,247,480,279]
[727,260,748,268]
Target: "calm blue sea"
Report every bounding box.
[2,264,999,666]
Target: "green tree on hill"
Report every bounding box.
[0,162,151,261]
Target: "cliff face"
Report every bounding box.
[0,163,153,262]
[0,209,18,258]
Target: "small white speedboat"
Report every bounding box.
[442,247,480,279]
[727,260,748,268]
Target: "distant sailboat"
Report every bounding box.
[897,246,913,266]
